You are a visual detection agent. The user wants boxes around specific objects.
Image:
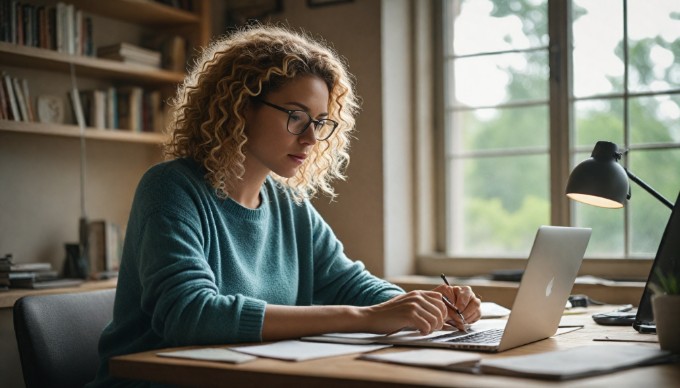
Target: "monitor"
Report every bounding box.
[633,190,680,333]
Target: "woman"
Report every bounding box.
[88,24,481,386]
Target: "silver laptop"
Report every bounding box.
[427,225,591,352]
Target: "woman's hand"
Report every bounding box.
[433,284,482,331]
[362,290,449,335]
[262,287,482,341]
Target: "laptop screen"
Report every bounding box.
[633,191,680,333]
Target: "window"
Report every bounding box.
[436,0,680,263]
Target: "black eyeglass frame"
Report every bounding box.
[258,99,339,141]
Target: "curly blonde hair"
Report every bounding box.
[163,24,360,202]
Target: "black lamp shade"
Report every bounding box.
[566,141,629,208]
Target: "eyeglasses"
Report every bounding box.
[259,100,339,141]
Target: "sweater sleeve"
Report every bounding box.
[134,210,266,346]
[305,204,405,306]
[127,164,268,346]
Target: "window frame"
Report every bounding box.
[415,0,668,280]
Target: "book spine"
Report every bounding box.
[84,16,92,56]
[12,77,28,121]
[69,88,85,127]
[48,6,56,50]
[37,5,46,48]
[0,77,7,119]
[9,0,16,44]
[106,87,117,129]
[15,1,22,45]
[55,2,64,53]
[65,4,74,55]
[0,0,9,43]
[3,73,20,121]
[21,3,31,47]
[74,8,81,55]
[93,90,106,129]
[21,78,34,122]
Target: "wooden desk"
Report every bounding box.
[109,307,678,387]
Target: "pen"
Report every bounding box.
[440,273,470,332]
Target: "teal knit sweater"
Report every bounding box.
[88,158,404,387]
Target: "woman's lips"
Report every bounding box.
[289,154,307,164]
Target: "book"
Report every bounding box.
[97,42,161,68]
[64,4,74,54]
[37,5,47,48]
[2,270,59,280]
[0,261,52,272]
[21,76,35,122]
[55,2,66,53]
[116,86,143,131]
[143,90,164,132]
[74,8,81,55]
[87,220,121,277]
[68,88,85,127]
[78,89,106,128]
[0,78,8,119]
[12,77,28,121]
[11,277,84,289]
[3,72,20,121]
[142,34,187,72]
[0,1,11,43]
[106,87,118,129]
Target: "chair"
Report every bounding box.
[13,289,115,388]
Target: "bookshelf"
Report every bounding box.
[0,42,185,85]
[0,0,211,142]
[0,119,166,143]
[0,1,212,269]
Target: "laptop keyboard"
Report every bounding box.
[444,328,504,344]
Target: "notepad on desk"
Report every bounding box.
[231,340,391,362]
[157,347,257,364]
[360,344,673,380]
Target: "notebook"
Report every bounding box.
[303,225,592,353]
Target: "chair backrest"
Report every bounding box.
[13,289,115,388]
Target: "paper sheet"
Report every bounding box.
[481,302,511,318]
[231,340,391,361]
[360,348,481,367]
[157,347,257,364]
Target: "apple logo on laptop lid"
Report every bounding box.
[546,276,555,297]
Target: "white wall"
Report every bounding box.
[272,0,417,277]
[382,0,416,277]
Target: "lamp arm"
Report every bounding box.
[624,168,674,210]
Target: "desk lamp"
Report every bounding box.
[565,140,679,333]
[565,141,673,210]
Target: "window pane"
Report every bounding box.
[451,51,549,107]
[629,148,680,256]
[448,154,550,256]
[451,0,548,56]
[573,99,624,147]
[571,152,625,257]
[572,0,624,97]
[629,95,680,145]
[627,0,680,93]
[449,105,548,153]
